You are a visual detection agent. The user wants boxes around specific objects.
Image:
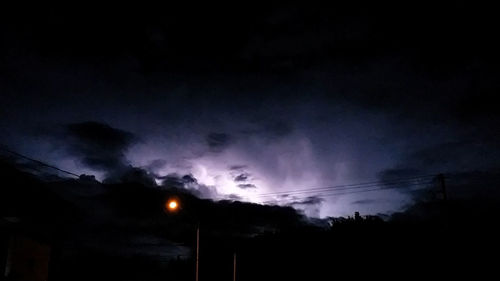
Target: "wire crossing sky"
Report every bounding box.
[256,175,437,196]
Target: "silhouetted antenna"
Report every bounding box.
[0,145,80,178]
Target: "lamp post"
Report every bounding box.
[166,198,199,281]
[233,253,236,281]
[196,223,200,281]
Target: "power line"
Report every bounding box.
[255,175,438,198]
[0,145,80,178]
[262,181,433,204]
[256,179,434,198]
[256,174,437,196]
[259,180,434,199]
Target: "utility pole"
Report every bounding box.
[196,224,200,281]
[233,253,237,281]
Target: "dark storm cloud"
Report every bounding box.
[351,199,376,205]
[107,166,157,187]
[378,169,426,182]
[289,196,324,206]
[60,122,167,187]
[64,121,135,171]
[227,194,243,201]
[159,173,218,199]
[381,138,500,180]
[228,166,255,188]
[258,119,294,139]
[206,132,232,152]
[409,140,500,171]
[146,159,167,173]
[2,2,500,219]
[240,119,294,140]
[229,165,247,171]
[234,173,250,182]
[377,132,500,204]
[159,173,197,188]
[287,196,324,217]
[237,183,257,189]
[266,120,293,137]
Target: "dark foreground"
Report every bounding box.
[1,160,498,280]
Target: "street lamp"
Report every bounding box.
[165,197,238,281]
[166,199,179,212]
[166,197,199,281]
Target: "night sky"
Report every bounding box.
[2,2,500,217]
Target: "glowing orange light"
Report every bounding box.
[167,199,179,211]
